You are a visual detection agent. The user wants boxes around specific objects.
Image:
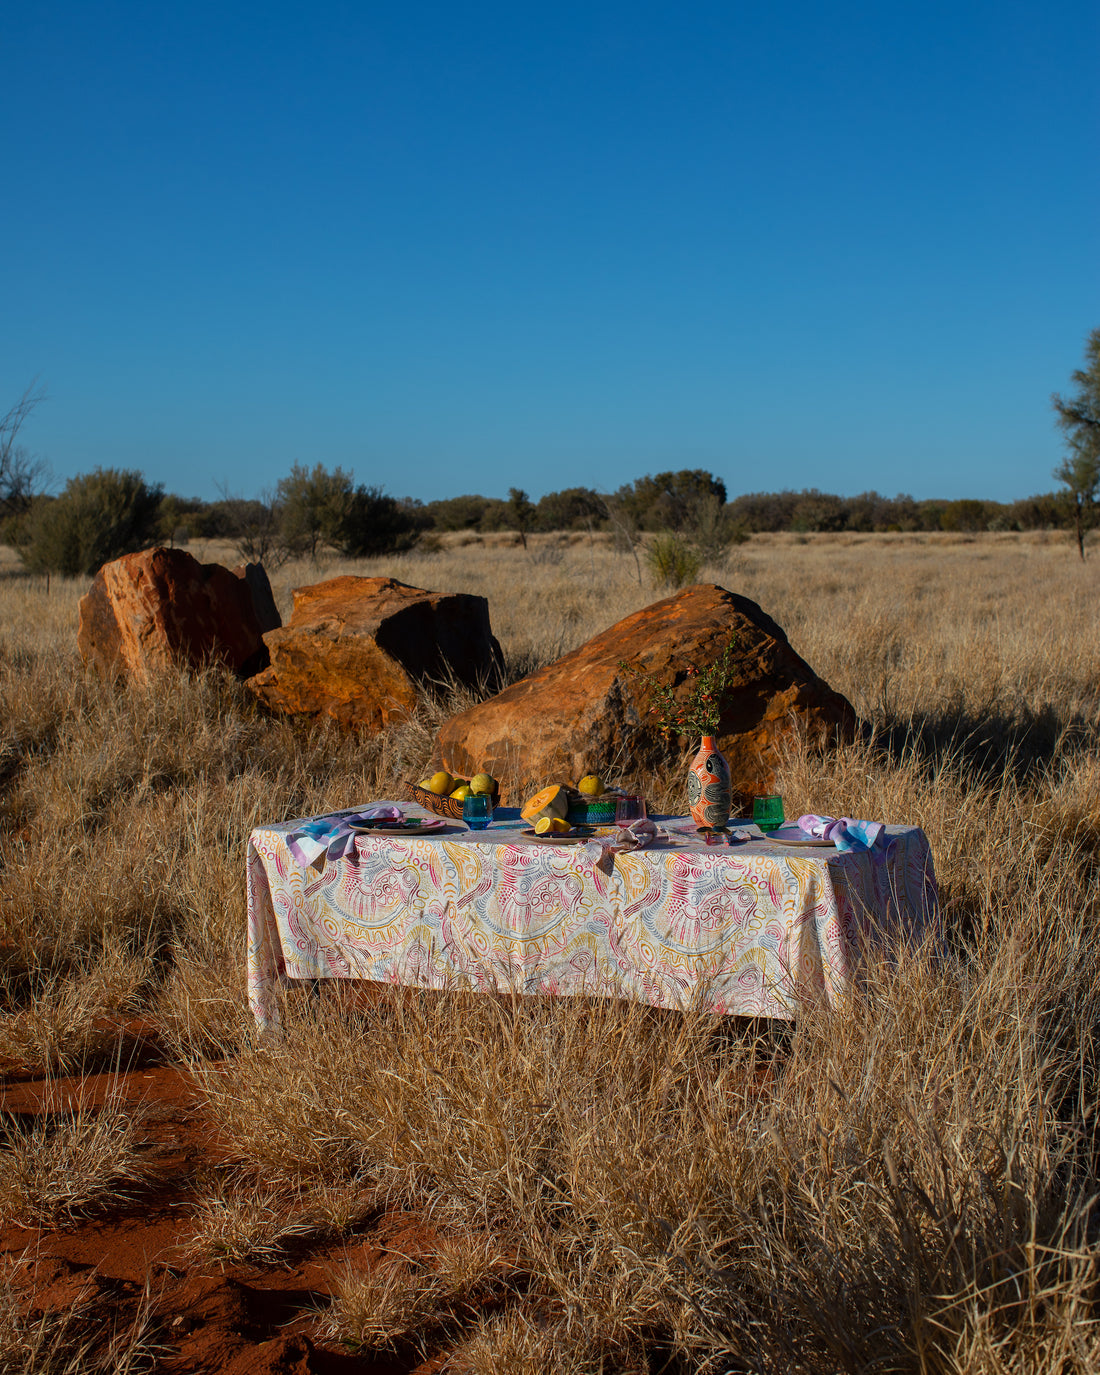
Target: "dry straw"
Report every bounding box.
[0,531,1098,1369]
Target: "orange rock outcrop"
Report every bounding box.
[436,583,855,804]
[247,575,503,733]
[77,547,280,682]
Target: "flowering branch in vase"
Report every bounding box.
[619,641,739,742]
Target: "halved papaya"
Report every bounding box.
[520,784,568,825]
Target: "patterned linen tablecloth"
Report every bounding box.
[247,804,938,1032]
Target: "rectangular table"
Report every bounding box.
[247,804,938,1033]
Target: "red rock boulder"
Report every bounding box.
[77,547,281,682]
[247,576,504,733]
[436,583,855,804]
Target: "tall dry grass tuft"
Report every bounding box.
[0,1083,150,1227]
[1,533,1099,1366]
[0,946,150,1073]
[320,1231,518,1358]
[182,1171,380,1265]
[448,1308,599,1375]
[194,918,1100,1370]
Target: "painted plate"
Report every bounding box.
[349,818,449,834]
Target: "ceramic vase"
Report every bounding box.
[687,735,732,829]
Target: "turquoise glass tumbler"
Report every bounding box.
[462,793,493,830]
[752,794,785,833]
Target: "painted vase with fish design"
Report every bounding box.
[687,735,732,829]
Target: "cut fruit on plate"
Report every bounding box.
[521,827,595,845]
[521,785,569,825]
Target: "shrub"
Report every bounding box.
[334,486,427,557]
[533,487,607,532]
[645,533,701,589]
[790,490,847,533]
[276,462,354,558]
[940,498,990,533]
[421,494,493,531]
[20,468,163,577]
[214,489,293,568]
[683,493,747,562]
[614,469,727,532]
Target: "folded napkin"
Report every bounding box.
[287,805,407,868]
[604,817,670,852]
[798,813,888,853]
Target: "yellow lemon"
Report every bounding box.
[577,774,603,797]
[470,772,496,795]
[450,783,472,800]
[550,817,571,833]
[427,770,454,795]
[534,816,554,834]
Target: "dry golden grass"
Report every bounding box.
[182,1172,378,1265]
[320,1230,517,1359]
[0,1085,149,1228]
[0,530,1099,1370]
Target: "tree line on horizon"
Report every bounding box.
[0,463,1081,580]
[1,329,1097,576]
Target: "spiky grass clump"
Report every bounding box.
[0,1091,149,1228]
[0,1258,159,1375]
[194,917,1100,1372]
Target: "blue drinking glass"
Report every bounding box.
[462,793,493,830]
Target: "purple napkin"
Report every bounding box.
[798,813,888,853]
[287,805,415,867]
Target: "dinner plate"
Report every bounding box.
[520,827,596,845]
[349,818,448,834]
[764,826,834,847]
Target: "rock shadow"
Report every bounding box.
[871,699,1097,788]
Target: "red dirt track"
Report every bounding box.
[0,1054,444,1374]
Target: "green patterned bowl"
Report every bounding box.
[565,792,619,825]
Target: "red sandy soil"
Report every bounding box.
[0,1046,449,1375]
[1,1011,779,1373]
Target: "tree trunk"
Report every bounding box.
[1076,495,1085,561]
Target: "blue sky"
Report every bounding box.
[3,0,1096,505]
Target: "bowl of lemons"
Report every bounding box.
[409,770,500,819]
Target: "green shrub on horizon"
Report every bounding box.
[19,467,163,577]
[646,532,702,589]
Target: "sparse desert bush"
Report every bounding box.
[0,531,1098,1367]
[0,1089,149,1228]
[18,469,162,578]
[645,532,702,588]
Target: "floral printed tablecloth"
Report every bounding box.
[247,804,938,1033]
